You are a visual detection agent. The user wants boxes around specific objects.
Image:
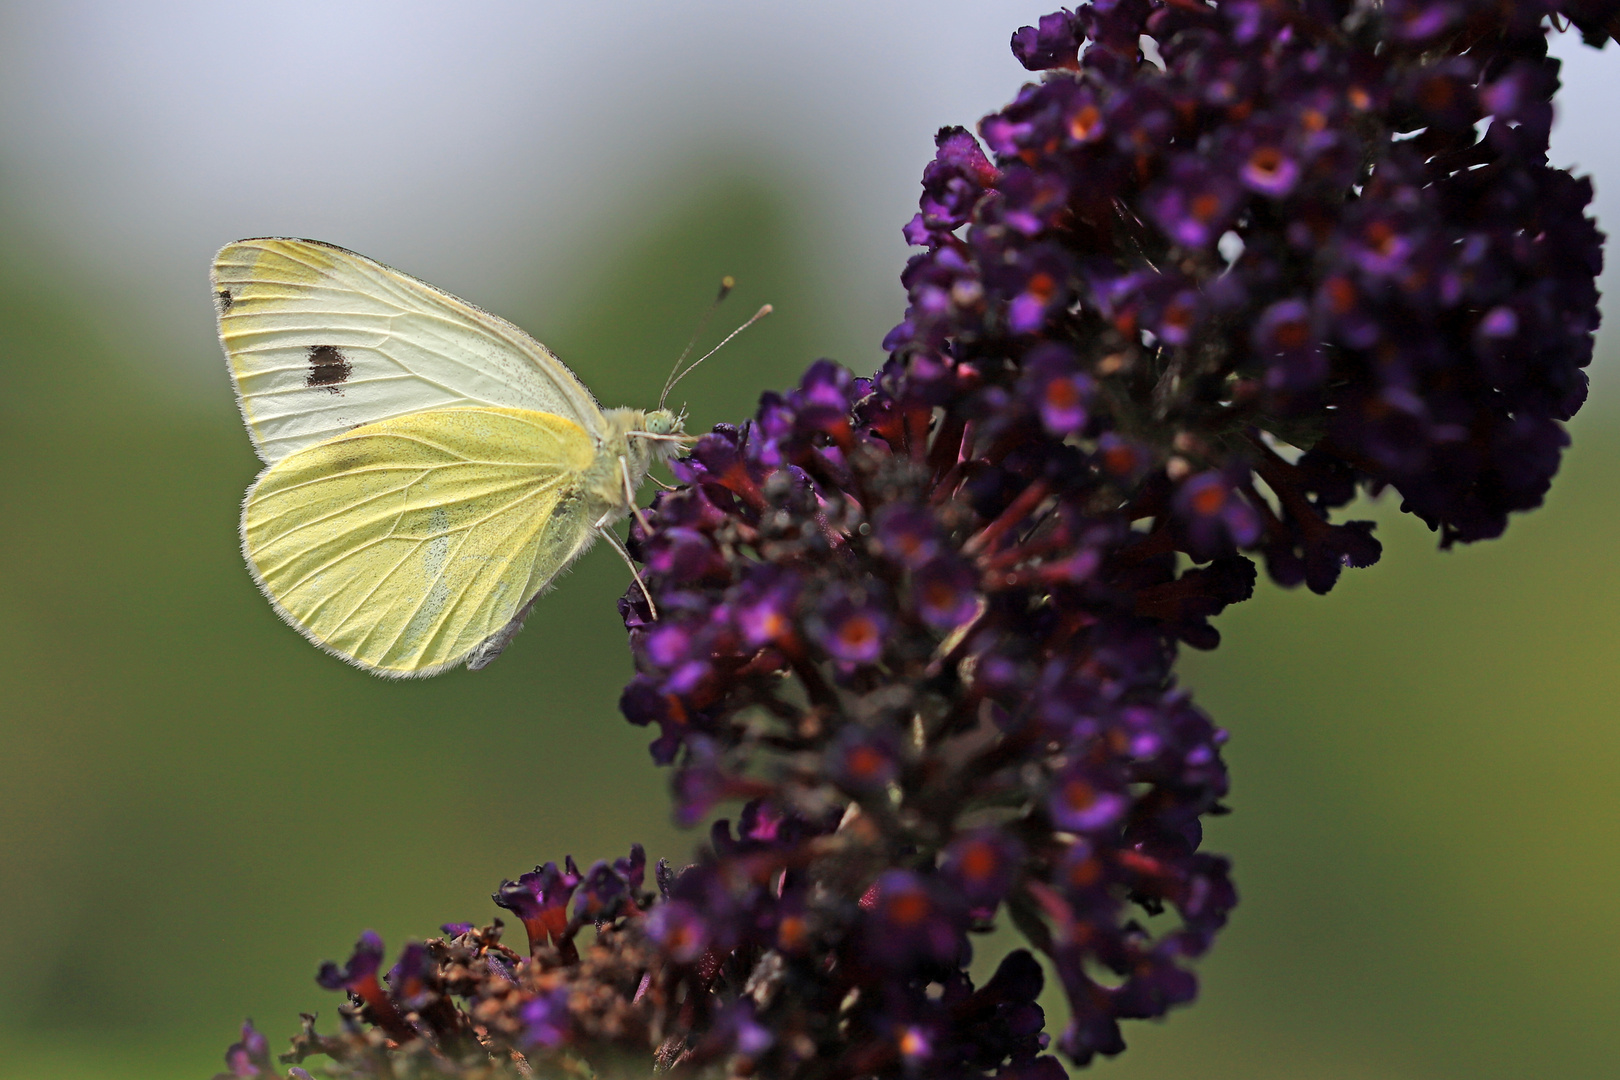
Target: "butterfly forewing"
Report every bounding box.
[243,406,601,676]
[214,238,607,464]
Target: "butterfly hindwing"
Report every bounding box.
[214,238,607,464]
[242,406,602,677]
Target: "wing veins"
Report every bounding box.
[252,469,436,536]
[298,538,422,628]
[258,471,571,595]
[255,468,568,559]
[367,478,571,667]
[404,484,581,667]
[368,529,482,667]
[346,527,477,662]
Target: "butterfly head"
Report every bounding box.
[617,408,690,478]
[643,408,685,439]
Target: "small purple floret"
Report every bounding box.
[521,986,572,1048]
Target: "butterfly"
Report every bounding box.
[213,237,750,678]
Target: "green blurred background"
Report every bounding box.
[1,5,1617,1079]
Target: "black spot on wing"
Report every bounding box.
[216,288,233,313]
[306,345,352,393]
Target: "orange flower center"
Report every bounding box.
[885,892,932,927]
[1323,276,1355,315]
[777,915,809,951]
[1248,146,1284,178]
[846,744,887,779]
[1191,484,1228,516]
[1045,377,1080,409]
[1273,317,1310,351]
[960,842,999,882]
[1104,444,1139,474]
[1063,777,1098,811]
[1069,104,1102,140]
[839,616,879,651]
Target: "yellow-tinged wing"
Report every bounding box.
[214,238,607,465]
[243,406,600,677]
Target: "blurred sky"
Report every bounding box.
[0,0,1041,402]
[0,1,1617,404]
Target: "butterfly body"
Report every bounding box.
[215,238,684,677]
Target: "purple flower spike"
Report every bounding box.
[315,930,385,991]
[1000,1058,1069,1080]
[593,4,1596,1070]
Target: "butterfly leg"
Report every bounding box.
[618,455,656,537]
[595,513,659,620]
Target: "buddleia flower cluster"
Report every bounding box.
[216,2,1614,1078]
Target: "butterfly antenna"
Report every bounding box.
[660,302,774,408]
[660,276,735,408]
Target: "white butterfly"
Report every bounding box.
[214,237,699,677]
